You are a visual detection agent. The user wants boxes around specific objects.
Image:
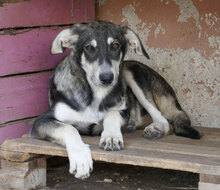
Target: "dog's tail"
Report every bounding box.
[171,111,201,139]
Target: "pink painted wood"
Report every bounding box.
[72,0,95,23]
[0,27,70,76]
[0,0,95,29]
[0,121,31,145]
[0,72,52,124]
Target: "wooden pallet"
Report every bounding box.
[0,127,220,190]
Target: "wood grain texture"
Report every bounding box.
[200,174,220,184]
[1,128,220,175]
[0,157,46,190]
[0,150,36,162]
[0,27,70,76]
[199,182,220,190]
[0,72,52,124]
[0,119,34,144]
[0,0,95,29]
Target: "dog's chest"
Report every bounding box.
[54,99,105,126]
[54,81,126,128]
[54,87,111,126]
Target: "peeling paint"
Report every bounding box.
[122,5,141,31]
[96,0,107,6]
[173,0,202,38]
[183,88,191,95]
[122,4,149,45]
[208,36,220,65]
[208,36,220,54]
[120,4,220,128]
[97,0,220,127]
[154,24,166,38]
[161,0,170,5]
[205,12,220,32]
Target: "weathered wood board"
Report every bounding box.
[0,119,34,145]
[0,0,95,29]
[0,72,52,124]
[1,128,220,176]
[0,157,46,189]
[0,28,69,76]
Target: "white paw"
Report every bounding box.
[144,123,165,140]
[67,144,93,179]
[99,130,124,151]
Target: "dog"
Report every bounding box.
[30,20,201,179]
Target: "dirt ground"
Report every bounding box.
[41,157,199,190]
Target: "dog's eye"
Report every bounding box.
[111,42,120,50]
[84,44,94,52]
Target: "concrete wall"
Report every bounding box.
[96,0,220,128]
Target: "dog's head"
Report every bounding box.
[51,21,149,87]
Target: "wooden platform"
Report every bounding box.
[1,127,220,189]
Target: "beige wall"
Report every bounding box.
[96,0,220,128]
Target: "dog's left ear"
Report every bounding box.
[121,26,150,59]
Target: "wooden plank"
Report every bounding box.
[200,174,220,184]
[84,129,220,159]
[0,119,34,144]
[0,157,46,190]
[1,129,220,175]
[0,150,37,162]
[0,0,95,29]
[0,72,52,124]
[1,157,43,170]
[157,127,220,148]
[1,138,68,157]
[199,182,220,190]
[1,138,220,175]
[72,0,95,23]
[0,27,69,76]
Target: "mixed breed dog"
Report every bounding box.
[30,21,201,179]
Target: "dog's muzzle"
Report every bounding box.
[99,72,114,85]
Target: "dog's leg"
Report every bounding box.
[153,95,201,139]
[99,110,125,151]
[123,61,201,139]
[124,70,170,140]
[30,112,93,179]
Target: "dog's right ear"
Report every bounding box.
[120,25,150,59]
[51,29,79,54]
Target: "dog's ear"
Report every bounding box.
[51,28,79,54]
[121,26,150,59]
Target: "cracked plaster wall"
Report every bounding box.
[96,0,220,128]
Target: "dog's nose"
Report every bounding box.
[99,73,114,85]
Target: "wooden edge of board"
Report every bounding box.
[1,137,220,175]
[0,149,38,162]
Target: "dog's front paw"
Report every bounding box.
[99,131,124,151]
[144,123,165,140]
[67,144,93,179]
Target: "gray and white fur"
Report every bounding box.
[30,21,201,179]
